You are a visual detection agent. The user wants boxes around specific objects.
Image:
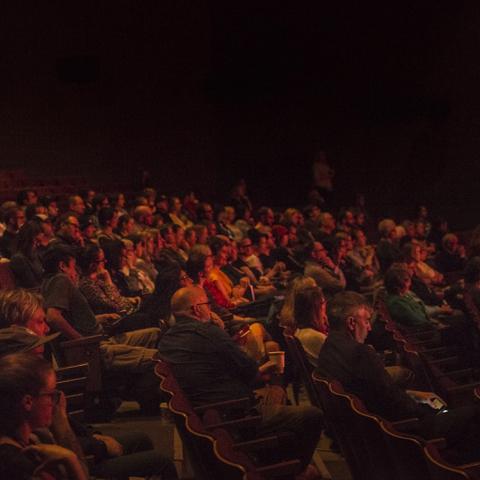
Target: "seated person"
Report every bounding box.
[317,291,480,464]
[41,245,163,413]
[376,218,401,273]
[158,286,323,478]
[435,233,467,273]
[292,286,328,367]
[9,220,45,289]
[0,352,88,480]
[0,299,178,480]
[303,241,346,296]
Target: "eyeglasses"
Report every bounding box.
[180,274,191,281]
[195,301,211,307]
[38,389,61,405]
[65,222,80,229]
[241,243,253,248]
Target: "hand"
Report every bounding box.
[24,443,77,470]
[439,304,453,315]
[232,285,247,299]
[96,313,121,324]
[210,312,225,330]
[92,434,124,457]
[97,268,112,283]
[52,390,68,423]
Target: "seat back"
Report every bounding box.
[56,363,89,422]
[423,443,474,480]
[154,359,254,480]
[312,373,367,480]
[283,329,321,408]
[380,419,432,480]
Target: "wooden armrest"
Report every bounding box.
[234,435,279,452]
[435,368,473,379]
[446,382,480,394]
[61,334,106,348]
[428,437,447,449]
[428,356,459,366]
[205,415,262,431]
[194,397,252,414]
[391,417,420,430]
[256,459,301,477]
[462,463,480,476]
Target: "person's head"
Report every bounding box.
[294,286,328,333]
[271,225,289,248]
[98,207,119,230]
[160,225,176,246]
[109,192,126,209]
[5,207,26,232]
[92,194,110,212]
[78,244,106,276]
[327,291,372,343]
[68,195,86,216]
[0,353,57,435]
[257,207,274,227]
[402,220,416,238]
[193,224,208,245]
[142,187,157,207]
[169,196,182,214]
[338,208,355,228]
[378,219,397,241]
[117,214,134,235]
[15,220,44,256]
[352,228,367,248]
[186,249,213,283]
[171,286,211,322]
[279,275,316,327]
[185,227,197,248]
[284,208,302,226]
[172,224,185,245]
[306,241,329,263]
[127,234,146,259]
[319,212,336,233]
[58,214,81,241]
[79,216,96,240]
[333,233,351,259]
[209,236,229,267]
[442,233,459,253]
[384,266,412,295]
[0,290,48,338]
[17,190,38,207]
[134,205,153,226]
[239,237,254,258]
[197,202,214,221]
[223,206,236,225]
[102,240,127,271]
[401,242,421,264]
[415,221,426,240]
[42,245,78,283]
[39,196,59,220]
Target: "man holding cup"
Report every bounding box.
[158,286,323,479]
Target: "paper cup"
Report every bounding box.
[268,351,285,374]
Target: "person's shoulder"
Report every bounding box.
[43,273,73,291]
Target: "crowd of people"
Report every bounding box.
[0,179,480,479]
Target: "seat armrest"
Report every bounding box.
[194,397,252,414]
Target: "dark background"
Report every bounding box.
[0,1,479,227]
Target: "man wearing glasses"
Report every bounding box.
[158,286,323,478]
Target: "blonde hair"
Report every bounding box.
[0,289,43,329]
[279,276,316,328]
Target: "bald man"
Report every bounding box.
[159,286,323,476]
